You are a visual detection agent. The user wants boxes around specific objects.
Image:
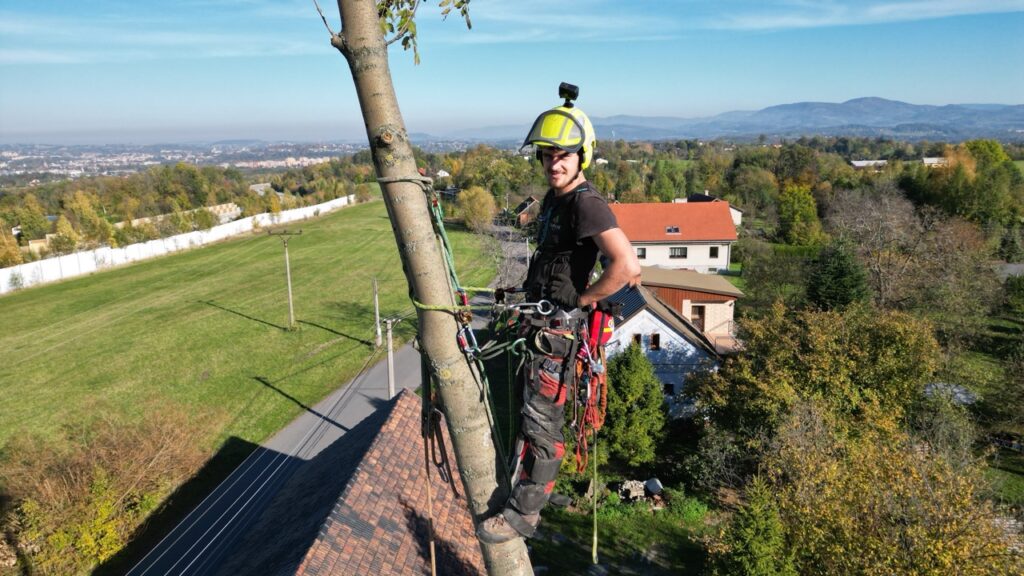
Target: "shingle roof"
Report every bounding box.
[215,389,484,576]
[611,284,719,357]
[610,202,738,242]
[641,266,744,298]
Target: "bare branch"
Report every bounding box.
[311,0,337,36]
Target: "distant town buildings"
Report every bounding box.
[222,156,334,170]
[0,142,366,182]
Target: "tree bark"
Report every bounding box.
[332,2,532,574]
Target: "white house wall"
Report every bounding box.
[607,309,716,396]
[680,300,735,336]
[0,195,354,294]
[635,242,731,272]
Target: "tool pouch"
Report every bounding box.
[534,328,574,358]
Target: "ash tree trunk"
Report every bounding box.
[329,1,532,574]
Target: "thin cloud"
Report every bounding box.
[427,0,681,45]
[0,8,323,65]
[0,49,87,65]
[708,0,1024,30]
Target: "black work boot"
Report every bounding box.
[476,511,539,544]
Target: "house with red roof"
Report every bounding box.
[609,201,738,273]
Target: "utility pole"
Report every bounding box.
[373,277,382,347]
[384,317,401,399]
[268,229,302,329]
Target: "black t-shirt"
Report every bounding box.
[525,182,617,301]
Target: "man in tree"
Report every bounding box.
[478,86,640,543]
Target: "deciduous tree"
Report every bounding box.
[50,215,79,255]
[777,184,824,246]
[688,302,940,443]
[16,194,50,242]
[0,222,23,267]
[457,185,497,233]
[756,401,1024,576]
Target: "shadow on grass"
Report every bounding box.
[530,507,707,575]
[200,300,289,331]
[297,319,374,347]
[95,436,261,576]
[252,376,348,432]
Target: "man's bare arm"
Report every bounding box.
[579,227,641,309]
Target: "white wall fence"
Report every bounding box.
[0,195,354,295]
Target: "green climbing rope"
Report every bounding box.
[396,178,521,486]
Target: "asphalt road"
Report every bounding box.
[125,342,425,576]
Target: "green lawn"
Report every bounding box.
[987,448,1024,508]
[0,199,494,450]
[531,498,710,574]
[1014,160,1024,175]
[723,261,746,292]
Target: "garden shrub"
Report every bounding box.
[0,406,215,575]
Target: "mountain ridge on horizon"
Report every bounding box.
[442,96,1024,143]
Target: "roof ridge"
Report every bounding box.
[637,285,720,357]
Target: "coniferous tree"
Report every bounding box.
[604,342,666,467]
[717,476,796,576]
[805,238,870,310]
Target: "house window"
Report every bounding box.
[670,247,687,259]
[710,246,719,258]
[663,383,675,396]
[633,334,642,346]
[666,225,680,234]
[650,333,661,351]
[637,247,647,260]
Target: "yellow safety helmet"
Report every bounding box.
[522,104,596,171]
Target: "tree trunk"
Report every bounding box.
[332,2,532,574]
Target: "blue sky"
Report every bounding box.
[1,0,1022,144]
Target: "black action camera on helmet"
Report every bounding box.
[559,82,579,108]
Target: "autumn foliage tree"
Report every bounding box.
[456,185,497,233]
[688,302,941,446]
[0,223,22,267]
[742,402,1024,576]
[49,215,79,255]
[777,184,825,246]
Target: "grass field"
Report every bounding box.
[987,448,1024,508]
[0,198,494,451]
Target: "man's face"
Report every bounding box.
[540,148,584,193]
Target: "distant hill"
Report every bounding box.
[435,97,1024,143]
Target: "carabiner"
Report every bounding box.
[513,299,555,316]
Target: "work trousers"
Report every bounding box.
[505,327,573,528]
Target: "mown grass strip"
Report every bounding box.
[0,199,495,451]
